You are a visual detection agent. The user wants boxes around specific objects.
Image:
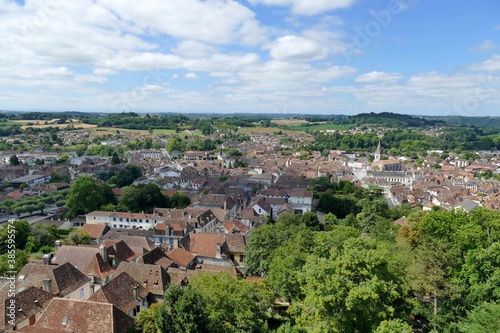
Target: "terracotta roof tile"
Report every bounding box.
[88,272,148,314]
[82,224,110,239]
[6,262,90,297]
[30,298,133,333]
[52,246,113,279]
[187,233,226,258]
[0,287,55,330]
[138,247,174,269]
[103,235,156,255]
[166,248,196,268]
[112,262,169,297]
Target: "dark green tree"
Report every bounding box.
[119,184,168,213]
[66,176,116,218]
[168,192,191,209]
[162,284,210,333]
[9,154,20,166]
[300,211,321,231]
[457,302,500,333]
[190,272,274,332]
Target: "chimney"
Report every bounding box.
[55,240,61,251]
[224,199,227,210]
[173,237,179,249]
[42,253,52,265]
[215,243,222,259]
[133,284,139,300]
[99,244,107,261]
[113,243,118,254]
[88,274,94,284]
[42,278,52,293]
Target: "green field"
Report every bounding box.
[152,129,177,135]
[287,123,355,131]
[238,126,303,135]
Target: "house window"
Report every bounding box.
[113,218,116,221]
[120,218,123,222]
[80,288,84,298]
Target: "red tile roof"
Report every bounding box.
[167,248,196,268]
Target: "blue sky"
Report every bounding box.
[0,0,499,116]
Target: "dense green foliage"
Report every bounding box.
[66,176,117,218]
[309,127,499,157]
[134,273,274,333]
[0,220,64,274]
[111,164,143,187]
[243,204,500,332]
[118,184,169,213]
[334,112,445,128]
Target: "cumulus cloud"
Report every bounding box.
[466,55,500,72]
[269,35,326,61]
[467,40,497,53]
[355,71,403,83]
[185,72,199,79]
[93,68,118,76]
[248,0,358,15]
[98,0,268,45]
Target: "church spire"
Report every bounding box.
[374,141,382,162]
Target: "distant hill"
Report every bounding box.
[334,112,445,128]
[425,116,500,128]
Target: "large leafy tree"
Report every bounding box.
[0,220,31,253]
[189,272,274,333]
[64,228,91,246]
[168,192,191,209]
[294,237,410,332]
[114,165,142,188]
[457,302,500,333]
[118,184,168,213]
[268,227,314,302]
[244,213,301,276]
[9,154,20,166]
[161,284,210,333]
[300,211,321,231]
[66,176,116,218]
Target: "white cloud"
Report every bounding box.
[332,71,500,115]
[97,0,268,45]
[466,55,500,72]
[467,40,497,53]
[248,0,358,15]
[269,35,326,61]
[172,41,218,58]
[93,68,118,76]
[235,61,356,93]
[185,72,199,79]
[101,53,183,71]
[355,71,403,83]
